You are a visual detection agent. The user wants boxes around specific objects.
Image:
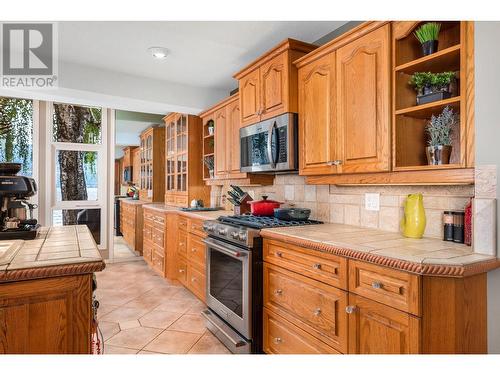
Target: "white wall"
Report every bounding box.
[475,21,500,354]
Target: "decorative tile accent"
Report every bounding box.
[475,165,497,199]
[473,198,497,256]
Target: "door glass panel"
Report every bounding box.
[53,104,102,144]
[52,208,101,244]
[209,249,243,318]
[55,150,98,201]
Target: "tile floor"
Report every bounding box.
[96,260,231,354]
[113,236,140,259]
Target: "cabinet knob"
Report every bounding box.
[314,308,322,316]
[371,281,383,289]
[313,263,322,270]
[274,289,283,296]
[178,269,185,273]
[191,277,196,283]
[345,305,357,314]
[276,251,283,258]
[191,248,197,253]
[274,337,282,344]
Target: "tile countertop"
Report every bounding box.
[143,203,233,220]
[261,223,500,277]
[0,225,105,283]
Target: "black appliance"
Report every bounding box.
[123,166,132,184]
[114,196,127,236]
[202,214,323,354]
[0,162,39,240]
[240,113,298,173]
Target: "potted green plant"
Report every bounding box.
[425,106,458,165]
[414,22,441,56]
[207,120,215,135]
[409,71,456,105]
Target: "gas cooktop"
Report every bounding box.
[217,214,323,229]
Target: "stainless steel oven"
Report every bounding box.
[204,237,251,339]
[240,112,298,173]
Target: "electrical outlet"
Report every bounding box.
[365,193,380,211]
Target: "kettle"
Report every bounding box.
[400,193,426,239]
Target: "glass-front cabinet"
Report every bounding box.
[138,125,165,202]
[163,113,209,208]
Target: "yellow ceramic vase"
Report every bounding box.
[401,193,426,239]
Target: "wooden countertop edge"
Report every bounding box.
[0,260,106,283]
[261,231,500,277]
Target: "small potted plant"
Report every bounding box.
[207,120,215,136]
[425,106,458,165]
[414,22,441,56]
[409,71,456,105]
[203,155,215,178]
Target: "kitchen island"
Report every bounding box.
[0,225,105,354]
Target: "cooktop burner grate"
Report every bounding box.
[217,214,323,229]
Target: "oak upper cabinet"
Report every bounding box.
[214,107,227,178]
[298,52,337,175]
[347,294,420,354]
[226,98,242,175]
[138,126,165,202]
[234,39,317,127]
[335,24,391,174]
[239,69,261,126]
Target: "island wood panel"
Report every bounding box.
[336,24,391,174]
[347,294,421,354]
[298,52,338,175]
[0,274,92,354]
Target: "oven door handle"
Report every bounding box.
[267,121,277,169]
[203,238,248,259]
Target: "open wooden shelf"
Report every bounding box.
[395,96,461,118]
[203,134,214,139]
[395,44,461,74]
[394,164,463,172]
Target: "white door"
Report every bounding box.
[45,102,108,249]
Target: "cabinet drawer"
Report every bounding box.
[175,196,188,206]
[152,227,164,247]
[177,231,187,258]
[178,216,188,232]
[263,239,347,289]
[152,247,165,275]
[187,234,206,268]
[153,214,166,228]
[348,259,421,316]
[177,257,188,285]
[264,263,347,352]
[187,263,206,302]
[166,194,175,204]
[144,211,155,222]
[143,222,153,241]
[188,219,206,238]
[143,241,153,263]
[263,308,341,354]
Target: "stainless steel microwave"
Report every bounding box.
[240,113,298,173]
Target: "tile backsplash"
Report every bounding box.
[211,174,474,239]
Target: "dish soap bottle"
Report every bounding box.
[401,193,426,238]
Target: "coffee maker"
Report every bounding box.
[0,163,40,240]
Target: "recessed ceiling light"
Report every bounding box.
[148,47,169,60]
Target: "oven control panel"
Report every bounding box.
[203,220,257,248]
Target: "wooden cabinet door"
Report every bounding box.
[260,52,287,121]
[239,68,261,126]
[214,108,227,178]
[348,294,420,354]
[298,52,338,175]
[336,24,390,173]
[226,99,242,176]
[132,148,140,185]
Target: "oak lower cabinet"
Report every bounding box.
[176,216,206,302]
[262,238,487,354]
[143,206,166,277]
[120,199,144,254]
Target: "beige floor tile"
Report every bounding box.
[173,288,198,301]
[137,350,164,354]
[104,345,139,354]
[124,294,168,310]
[106,326,162,350]
[119,320,141,330]
[143,330,202,354]
[99,321,120,341]
[139,310,183,329]
[97,303,120,320]
[100,306,150,323]
[188,332,231,354]
[167,313,207,334]
[155,298,196,314]
[186,300,207,315]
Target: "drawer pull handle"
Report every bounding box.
[313,308,322,316]
[191,277,197,283]
[371,281,383,289]
[313,263,322,270]
[276,251,283,257]
[345,305,357,314]
[191,248,197,253]
[179,242,185,246]
[179,269,185,273]
[274,289,283,296]
[274,337,282,344]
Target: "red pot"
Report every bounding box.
[249,195,282,216]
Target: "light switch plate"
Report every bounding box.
[365,193,380,211]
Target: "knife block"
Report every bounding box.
[234,194,252,215]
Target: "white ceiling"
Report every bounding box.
[59,21,346,91]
